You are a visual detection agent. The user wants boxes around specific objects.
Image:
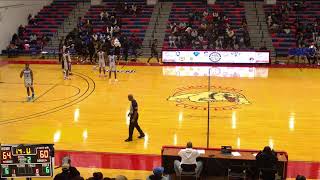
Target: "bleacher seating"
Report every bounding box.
[208,1,245,30]
[264,0,320,56]
[163,0,246,49]
[3,0,84,55]
[84,0,154,40]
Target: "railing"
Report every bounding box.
[151,3,161,40]
[150,2,163,48]
[253,0,265,43]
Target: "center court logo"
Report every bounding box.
[167,85,250,111]
[209,52,221,62]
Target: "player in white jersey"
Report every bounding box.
[97,49,106,77]
[20,64,35,101]
[63,49,71,80]
[108,51,117,82]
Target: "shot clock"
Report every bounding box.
[0,144,54,178]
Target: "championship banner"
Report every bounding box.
[162,50,270,64]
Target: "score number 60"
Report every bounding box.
[39,150,49,158]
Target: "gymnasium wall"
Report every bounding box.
[0,0,52,53]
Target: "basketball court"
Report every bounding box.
[1,63,320,179]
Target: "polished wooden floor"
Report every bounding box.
[1,64,320,179]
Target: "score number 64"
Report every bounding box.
[2,151,12,160]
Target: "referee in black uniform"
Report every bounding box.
[125,94,145,142]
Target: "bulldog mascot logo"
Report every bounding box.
[167,85,250,111]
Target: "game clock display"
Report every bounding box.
[0,144,54,178]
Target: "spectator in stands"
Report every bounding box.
[74,177,85,180]
[307,43,318,65]
[259,42,268,50]
[100,10,109,22]
[85,19,93,35]
[11,33,19,44]
[42,34,51,47]
[194,9,201,21]
[243,31,251,48]
[191,29,198,40]
[115,175,127,180]
[106,25,114,37]
[146,167,168,180]
[59,37,64,64]
[235,0,240,7]
[77,17,84,30]
[92,33,98,42]
[198,23,207,35]
[202,10,209,19]
[7,42,18,58]
[292,1,304,11]
[315,33,320,47]
[129,33,141,61]
[296,32,304,48]
[27,14,32,22]
[283,23,291,34]
[88,172,103,180]
[18,25,25,38]
[168,33,176,48]
[28,14,36,25]
[123,2,129,14]
[53,163,71,180]
[113,25,121,36]
[62,156,80,179]
[267,14,273,27]
[174,142,203,178]
[192,36,201,49]
[121,36,129,62]
[226,28,235,49]
[112,36,121,61]
[131,3,137,16]
[256,146,278,180]
[179,22,187,31]
[212,10,219,21]
[296,175,306,180]
[30,33,37,45]
[88,40,96,64]
[147,39,161,64]
[54,158,81,180]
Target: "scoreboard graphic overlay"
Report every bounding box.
[1,144,54,178]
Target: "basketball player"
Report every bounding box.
[66,49,72,75]
[20,64,35,101]
[147,39,162,64]
[108,51,117,82]
[125,94,145,142]
[63,49,71,80]
[97,49,106,77]
[112,36,121,62]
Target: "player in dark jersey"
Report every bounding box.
[20,64,35,101]
[147,39,162,64]
[125,94,145,142]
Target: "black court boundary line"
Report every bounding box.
[0,72,90,122]
[33,83,59,102]
[0,85,81,103]
[0,72,95,125]
[0,72,96,125]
